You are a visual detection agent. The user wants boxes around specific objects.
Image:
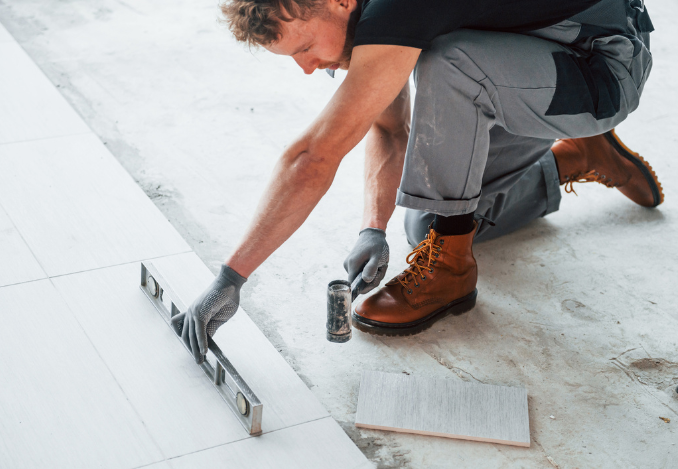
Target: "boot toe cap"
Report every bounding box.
[354,286,406,324]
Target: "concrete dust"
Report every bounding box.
[339,421,412,469]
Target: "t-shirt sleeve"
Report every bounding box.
[353,0,472,50]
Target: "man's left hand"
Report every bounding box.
[344,228,389,296]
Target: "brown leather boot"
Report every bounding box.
[552,129,664,207]
[353,224,478,336]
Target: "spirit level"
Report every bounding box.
[140,261,263,435]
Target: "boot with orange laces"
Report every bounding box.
[553,129,664,207]
[353,217,478,336]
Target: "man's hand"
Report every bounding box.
[344,228,389,295]
[170,265,246,364]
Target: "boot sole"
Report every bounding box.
[352,289,478,337]
[604,129,664,207]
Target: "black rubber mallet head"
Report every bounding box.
[326,274,366,343]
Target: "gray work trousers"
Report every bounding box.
[401,0,653,245]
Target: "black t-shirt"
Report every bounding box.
[353,0,604,50]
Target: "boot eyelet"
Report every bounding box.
[434,253,439,258]
[601,175,606,179]
[429,268,434,273]
[415,283,420,288]
[594,172,599,176]
[432,260,437,265]
[439,240,444,245]
[421,276,426,280]
[407,289,413,294]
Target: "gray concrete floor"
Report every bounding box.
[2,0,676,466]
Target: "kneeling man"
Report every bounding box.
[174,0,662,361]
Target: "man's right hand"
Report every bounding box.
[171,264,246,364]
[343,228,389,296]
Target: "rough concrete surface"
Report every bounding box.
[2,0,676,467]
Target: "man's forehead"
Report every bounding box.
[264,18,311,56]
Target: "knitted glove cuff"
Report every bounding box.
[358,227,386,238]
[219,264,247,288]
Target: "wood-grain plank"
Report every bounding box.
[147,417,372,469]
[51,254,328,457]
[0,134,190,277]
[0,41,90,143]
[0,279,163,468]
[0,204,45,287]
[355,370,530,447]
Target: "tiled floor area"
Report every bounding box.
[0,25,370,469]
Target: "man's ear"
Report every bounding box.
[328,0,357,15]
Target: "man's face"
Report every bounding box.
[264,0,358,75]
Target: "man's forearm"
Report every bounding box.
[224,48,418,278]
[361,123,409,231]
[226,144,339,278]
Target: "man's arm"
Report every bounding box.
[226,45,421,277]
[362,82,411,231]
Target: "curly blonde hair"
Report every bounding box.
[221,0,325,47]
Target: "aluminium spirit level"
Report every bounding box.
[140,261,263,435]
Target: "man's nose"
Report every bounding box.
[293,56,317,75]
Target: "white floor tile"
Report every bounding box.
[0,280,163,469]
[0,41,89,143]
[164,418,372,469]
[139,462,173,469]
[0,134,190,277]
[51,262,253,458]
[51,255,330,457]
[0,23,14,43]
[0,204,45,286]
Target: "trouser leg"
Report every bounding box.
[473,127,560,242]
[474,150,560,242]
[404,126,561,246]
[396,27,649,221]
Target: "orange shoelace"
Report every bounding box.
[563,170,617,195]
[397,232,442,291]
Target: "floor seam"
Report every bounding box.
[158,415,334,464]
[0,252,193,288]
[0,130,93,147]
[44,250,195,280]
[0,251,194,290]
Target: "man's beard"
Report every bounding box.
[338,8,360,69]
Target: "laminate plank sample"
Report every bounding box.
[0,280,163,468]
[0,134,190,277]
[0,42,90,143]
[51,254,328,458]
[0,205,45,286]
[355,370,530,447]
[150,417,372,469]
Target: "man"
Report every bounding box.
[172,0,662,362]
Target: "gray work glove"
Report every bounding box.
[171,264,246,364]
[343,228,389,296]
